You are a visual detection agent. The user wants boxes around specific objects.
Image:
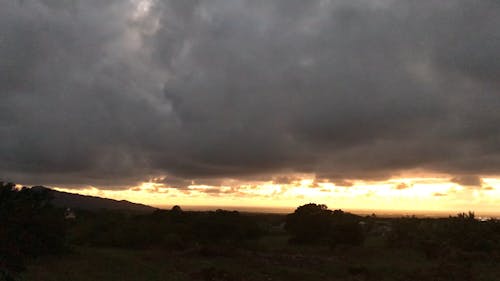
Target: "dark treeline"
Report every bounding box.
[68,207,263,250]
[387,212,500,258]
[3,182,500,281]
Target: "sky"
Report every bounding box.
[1,0,500,214]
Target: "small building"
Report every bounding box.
[64,208,76,219]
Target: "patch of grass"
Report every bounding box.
[20,242,500,281]
[21,248,186,281]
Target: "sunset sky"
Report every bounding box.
[2,1,500,214]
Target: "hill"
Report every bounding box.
[31,186,156,213]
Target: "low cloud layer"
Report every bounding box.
[1,0,500,189]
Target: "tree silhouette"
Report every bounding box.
[285,203,364,246]
[285,203,333,244]
[171,205,183,213]
[0,182,66,278]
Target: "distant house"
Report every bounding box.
[64,208,76,219]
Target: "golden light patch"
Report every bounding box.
[52,176,500,216]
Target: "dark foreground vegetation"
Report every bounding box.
[2,182,500,281]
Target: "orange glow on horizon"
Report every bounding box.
[52,175,500,216]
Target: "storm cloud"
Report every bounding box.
[1,0,499,189]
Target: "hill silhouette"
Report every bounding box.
[31,186,155,213]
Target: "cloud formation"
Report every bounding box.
[451,175,483,188]
[1,0,500,189]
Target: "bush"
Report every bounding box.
[330,221,365,248]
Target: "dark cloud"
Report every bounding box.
[158,175,232,189]
[451,175,483,188]
[331,179,354,188]
[395,183,410,190]
[1,0,500,189]
[272,176,300,185]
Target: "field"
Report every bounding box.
[21,235,500,281]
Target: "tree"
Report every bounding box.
[0,182,66,278]
[171,205,183,213]
[285,204,365,247]
[285,203,333,244]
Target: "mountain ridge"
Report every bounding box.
[32,186,156,213]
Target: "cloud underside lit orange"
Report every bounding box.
[53,175,500,216]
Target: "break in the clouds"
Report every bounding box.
[1,0,500,189]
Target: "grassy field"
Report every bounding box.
[20,235,500,281]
